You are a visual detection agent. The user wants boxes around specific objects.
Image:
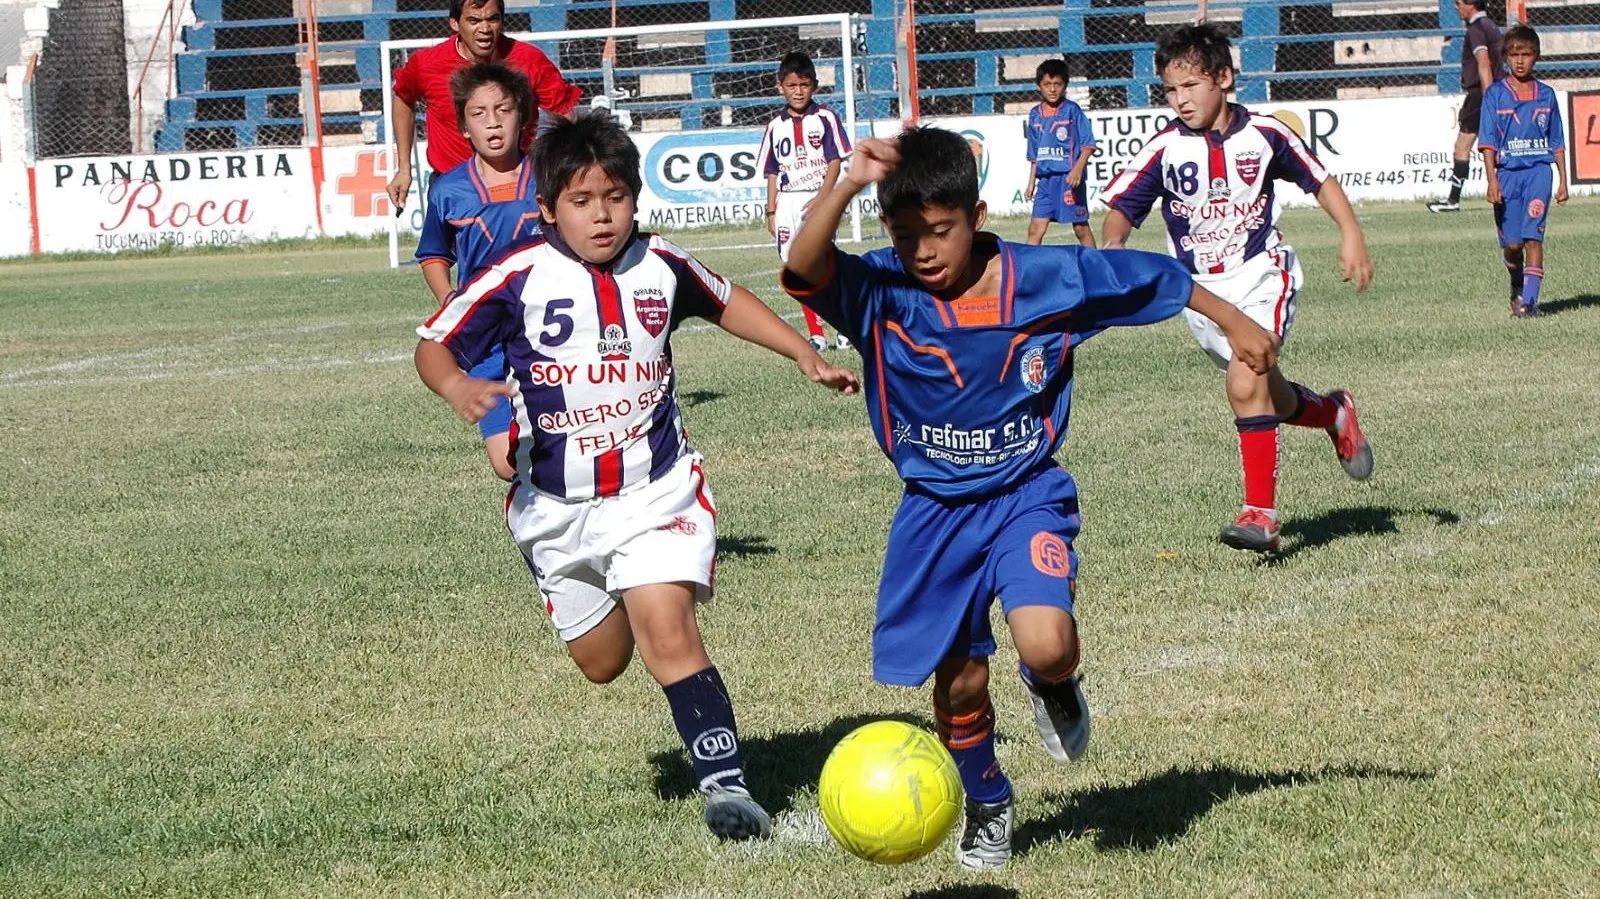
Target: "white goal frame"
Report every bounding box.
[380,13,866,268]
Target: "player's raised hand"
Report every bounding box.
[844,138,902,188]
[444,377,516,423]
[1338,233,1374,292]
[798,354,860,395]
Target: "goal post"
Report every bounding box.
[380,13,879,268]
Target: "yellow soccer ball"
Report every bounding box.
[818,720,964,864]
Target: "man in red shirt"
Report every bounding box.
[386,0,581,211]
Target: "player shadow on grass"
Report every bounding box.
[717,534,776,559]
[1534,293,1600,317]
[1014,764,1430,855]
[1263,505,1460,563]
[649,712,930,816]
[904,887,1020,899]
[679,389,724,407]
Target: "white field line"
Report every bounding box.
[0,312,814,389]
[1479,459,1600,526]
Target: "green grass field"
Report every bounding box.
[4,199,1599,899]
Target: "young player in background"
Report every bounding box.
[416,110,857,842]
[1479,25,1568,318]
[416,63,542,480]
[783,126,1276,869]
[1101,23,1375,554]
[1024,59,1097,247]
[1429,0,1504,213]
[759,50,853,351]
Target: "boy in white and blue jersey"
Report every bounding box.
[1480,25,1568,318]
[758,50,853,351]
[783,125,1276,869]
[416,110,857,843]
[1024,58,1097,247]
[416,63,544,480]
[1102,24,1375,554]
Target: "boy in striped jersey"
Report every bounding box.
[416,110,858,840]
[1102,23,1376,554]
[1480,25,1567,318]
[759,50,853,351]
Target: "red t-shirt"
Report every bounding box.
[394,36,582,174]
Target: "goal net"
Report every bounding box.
[380,13,890,268]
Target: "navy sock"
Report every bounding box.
[935,696,1011,805]
[1523,265,1544,309]
[1449,159,1469,203]
[663,666,748,794]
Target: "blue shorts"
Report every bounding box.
[468,343,512,439]
[1031,173,1089,225]
[872,465,1081,687]
[1494,166,1552,247]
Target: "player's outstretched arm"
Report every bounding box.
[1100,208,1135,249]
[1313,178,1373,291]
[1186,284,1277,374]
[711,286,859,394]
[1554,149,1569,204]
[787,137,901,287]
[415,339,516,422]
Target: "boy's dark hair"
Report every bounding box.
[878,126,980,218]
[1503,24,1539,53]
[778,50,817,82]
[1155,23,1234,77]
[449,0,498,23]
[450,62,534,130]
[534,108,643,202]
[1035,58,1069,84]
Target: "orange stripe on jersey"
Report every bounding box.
[998,311,1073,383]
[873,323,893,455]
[448,216,493,245]
[931,295,955,328]
[486,181,518,202]
[885,320,964,388]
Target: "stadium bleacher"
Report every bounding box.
[152,0,1600,152]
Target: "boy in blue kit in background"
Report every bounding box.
[1024,59,1097,247]
[782,126,1276,869]
[1480,25,1567,318]
[417,63,543,480]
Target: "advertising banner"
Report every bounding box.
[34,149,317,253]
[320,143,434,238]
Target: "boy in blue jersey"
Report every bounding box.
[1480,25,1568,318]
[782,126,1276,869]
[1024,59,1097,247]
[417,63,544,480]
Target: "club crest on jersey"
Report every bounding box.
[1054,125,1070,141]
[1021,346,1047,394]
[1235,151,1262,185]
[597,323,632,357]
[1536,110,1549,130]
[633,288,669,337]
[808,131,824,150]
[1207,176,1231,202]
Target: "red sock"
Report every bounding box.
[802,307,826,339]
[1237,415,1280,510]
[1284,382,1338,430]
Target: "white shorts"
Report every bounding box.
[1185,245,1301,371]
[507,451,717,642]
[774,189,817,263]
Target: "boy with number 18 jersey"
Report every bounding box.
[1102,23,1376,554]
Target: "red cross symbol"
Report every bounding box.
[337,150,391,217]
